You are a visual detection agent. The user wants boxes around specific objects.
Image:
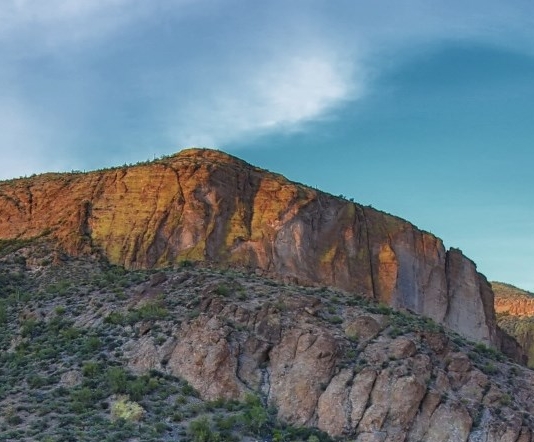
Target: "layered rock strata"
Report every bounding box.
[0,149,516,354]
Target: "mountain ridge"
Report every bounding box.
[0,148,523,361]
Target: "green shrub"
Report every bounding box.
[71,387,95,413]
[0,302,7,324]
[111,396,145,421]
[105,312,126,325]
[20,318,40,338]
[328,315,343,325]
[108,367,128,394]
[82,361,100,378]
[181,382,199,397]
[83,336,102,353]
[214,284,230,297]
[188,416,216,442]
[240,394,269,436]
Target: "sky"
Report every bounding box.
[0,0,533,290]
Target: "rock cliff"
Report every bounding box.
[0,149,517,356]
[493,282,534,367]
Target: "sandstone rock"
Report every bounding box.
[345,315,385,341]
[167,316,246,400]
[424,403,472,442]
[269,328,340,425]
[125,336,162,374]
[350,368,378,426]
[388,337,417,359]
[493,282,534,366]
[317,368,353,436]
[408,391,442,440]
[0,148,514,353]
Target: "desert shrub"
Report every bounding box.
[328,315,343,325]
[214,284,230,297]
[188,416,217,442]
[181,382,199,397]
[128,302,168,323]
[71,387,96,413]
[111,396,145,421]
[20,318,41,338]
[108,367,129,394]
[482,362,499,375]
[239,394,270,436]
[82,361,100,378]
[180,259,194,268]
[83,336,102,353]
[104,311,126,325]
[0,302,7,324]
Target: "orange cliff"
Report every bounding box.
[0,148,522,358]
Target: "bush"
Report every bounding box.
[104,312,126,325]
[188,416,216,442]
[214,284,230,297]
[82,361,100,378]
[240,394,269,436]
[71,387,95,413]
[111,396,145,421]
[108,367,128,394]
[0,302,7,324]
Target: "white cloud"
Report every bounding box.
[169,52,359,147]
[0,0,533,174]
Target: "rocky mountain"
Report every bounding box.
[493,282,534,367]
[0,242,533,441]
[494,282,534,317]
[0,149,522,361]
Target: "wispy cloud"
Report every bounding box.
[0,0,533,178]
[171,52,359,147]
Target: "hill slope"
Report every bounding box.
[0,148,520,359]
[0,241,532,441]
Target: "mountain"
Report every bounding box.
[0,148,522,361]
[0,244,533,441]
[1,149,533,440]
[493,282,534,367]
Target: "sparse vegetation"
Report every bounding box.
[0,242,530,440]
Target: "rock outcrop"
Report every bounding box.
[118,271,534,441]
[493,282,534,367]
[494,282,534,317]
[1,243,532,441]
[0,148,518,355]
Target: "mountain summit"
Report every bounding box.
[0,148,522,359]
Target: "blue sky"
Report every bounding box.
[1,1,533,290]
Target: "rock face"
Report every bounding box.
[1,242,532,441]
[0,149,517,354]
[494,282,534,317]
[493,282,534,367]
[123,282,534,441]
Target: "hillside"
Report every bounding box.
[0,148,522,360]
[493,282,534,367]
[0,240,533,441]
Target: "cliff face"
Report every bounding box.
[0,149,512,352]
[494,282,534,317]
[493,282,534,367]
